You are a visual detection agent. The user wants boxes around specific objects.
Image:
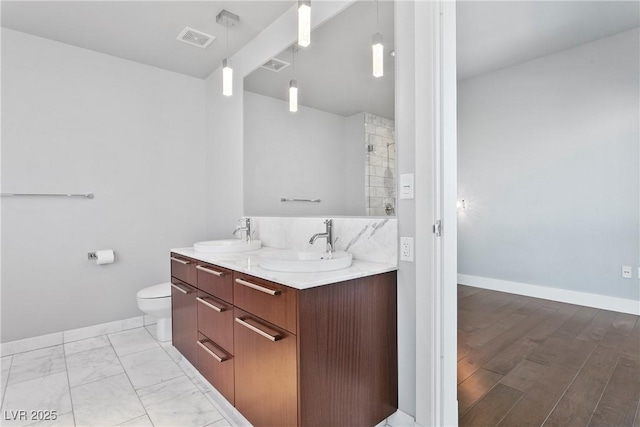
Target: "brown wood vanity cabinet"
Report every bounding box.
[170,253,398,427]
[232,270,398,427]
[194,262,236,404]
[170,253,197,286]
[195,262,233,304]
[170,254,197,366]
[196,290,235,404]
[232,273,299,426]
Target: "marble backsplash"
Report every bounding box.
[249,217,397,265]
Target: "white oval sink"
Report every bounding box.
[258,250,352,273]
[194,239,262,254]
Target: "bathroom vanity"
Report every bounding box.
[169,248,397,427]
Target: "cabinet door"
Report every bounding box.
[196,263,233,303]
[171,278,197,366]
[170,253,197,285]
[234,308,298,427]
[197,333,234,405]
[197,291,234,353]
[233,273,297,334]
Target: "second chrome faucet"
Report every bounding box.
[233,217,252,243]
[309,219,333,256]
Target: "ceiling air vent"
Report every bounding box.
[177,27,215,49]
[261,58,290,72]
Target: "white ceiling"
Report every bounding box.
[244,0,395,119]
[2,1,638,114]
[457,1,640,81]
[1,1,294,79]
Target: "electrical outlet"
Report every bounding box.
[400,237,414,262]
[622,265,632,279]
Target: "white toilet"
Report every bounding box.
[136,283,172,342]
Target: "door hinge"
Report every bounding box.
[433,220,442,237]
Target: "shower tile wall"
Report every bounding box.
[365,113,396,216]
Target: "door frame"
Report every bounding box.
[414,1,458,426]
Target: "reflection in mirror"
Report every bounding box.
[243,0,395,217]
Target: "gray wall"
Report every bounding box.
[344,112,367,217]
[1,29,207,342]
[395,1,416,417]
[243,91,353,216]
[458,28,640,301]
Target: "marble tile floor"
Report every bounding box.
[0,325,250,427]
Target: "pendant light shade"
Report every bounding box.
[222,58,233,96]
[217,10,239,97]
[298,1,311,47]
[372,32,384,78]
[289,79,298,112]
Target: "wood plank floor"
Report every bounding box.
[457,285,640,427]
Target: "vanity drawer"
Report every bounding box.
[170,253,197,286]
[233,273,297,334]
[196,263,233,303]
[171,278,197,366]
[197,291,234,354]
[233,308,297,427]
[196,333,234,405]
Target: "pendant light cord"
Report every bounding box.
[376,0,379,31]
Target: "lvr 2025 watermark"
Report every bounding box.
[3,410,58,421]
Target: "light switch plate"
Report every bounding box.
[400,174,414,199]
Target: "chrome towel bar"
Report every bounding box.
[1,193,94,199]
[280,197,321,203]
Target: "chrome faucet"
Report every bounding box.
[309,219,333,255]
[233,218,252,243]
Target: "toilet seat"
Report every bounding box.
[137,282,171,299]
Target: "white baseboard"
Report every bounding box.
[1,315,145,356]
[386,409,416,427]
[458,274,640,315]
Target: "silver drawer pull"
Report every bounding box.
[197,340,228,362]
[170,256,190,265]
[235,278,281,296]
[171,283,190,294]
[235,317,282,342]
[196,297,226,313]
[196,265,225,277]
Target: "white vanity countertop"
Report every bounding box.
[171,246,397,290]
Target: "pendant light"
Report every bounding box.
[372,0,384,78]
[289,80,298,112]
[298,1,311,47]
[289,45,298,112]
[217,10,239,96]
[222,58,233,96]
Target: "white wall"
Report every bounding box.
[1,29,207,342]
[243,91,352,216]
[193,0,433,421]
[344,112,367,216]
[458,28,640,302]
[395,1,417,418]
[204,69,243,239]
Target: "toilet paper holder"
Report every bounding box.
[88,250,116,263]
